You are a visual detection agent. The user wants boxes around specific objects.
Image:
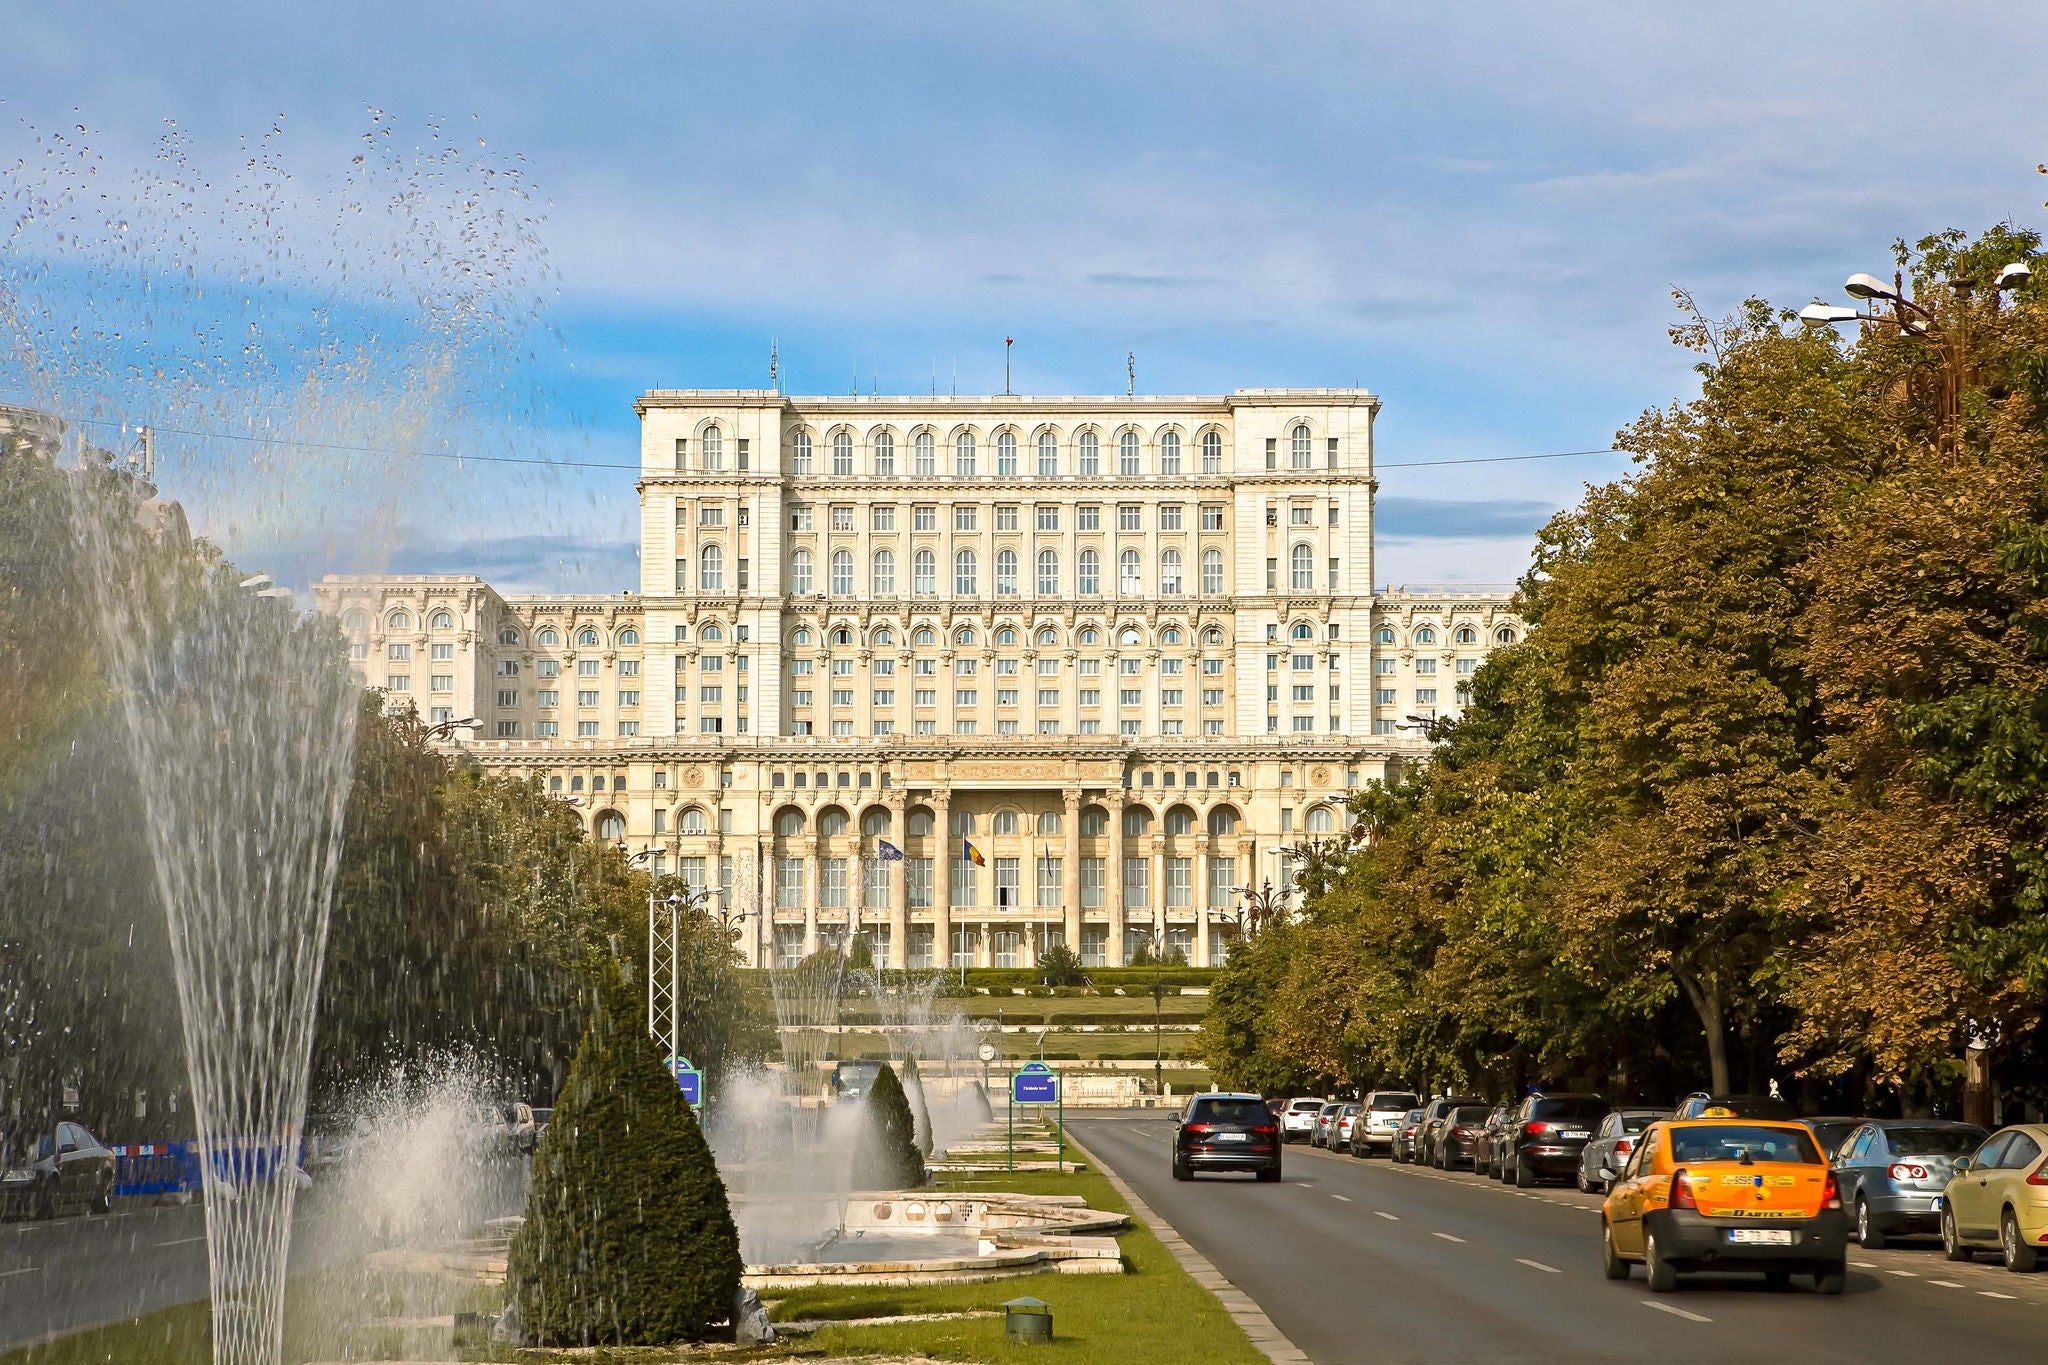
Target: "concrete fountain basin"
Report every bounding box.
[740,1192,1128,1289]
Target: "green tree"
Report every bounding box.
[851,1061,924,1190]
[1036,942,1086,986]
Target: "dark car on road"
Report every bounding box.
[0,1122,116,1220]
[1475,1104,1513,1177]
[1499,1092,1608,1187]
[1577,1106,1661,1193]
[1432,1104,1491,1170]
[1417,1095,1487,1168]
[1171,1093,1282,1182]
[1833,1119,1987,1247]
[1800,1115,1868,1162]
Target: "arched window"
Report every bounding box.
[873,430,896,476]
[862,808,892,838]
[1119,430,1141,476]
[1037,811,1062,836]
[831,430,854,476]
[679,806,707,834]
[792,627,813,646]
[1414,625,1436,644]
[1376,626,1396,644]
[818,807,849,838]
[1454,625,1477,644]
[907,807,934,837]
[1078,626,1100,646]
[343,609,368,633]
[1160,548,1183,595]
[954,548,978,596]
[1119,548,1142,595]
[996,430,1018,476]
[1078,548,1101,595]
[872,627,894,646]
[1036,627,1059,647]
[1306,805,1336,834]
[1202,627,1223,647]
[701,623,724,641]
[872,549,896,595]
[1162,625,1182,645]
[596,810,626,842]
[1036,549,1059,596]
[792,431,813,475]
[790,548,815,595]
[537,627,560,647]
[1119,625,1142,646]
[954,431,976,477]
[774,807,805,838]
[1123,806,1152,837]
[1207,805,1240,836]
[1078,430,1100,476]
[570,775,584,792]
[914,431,936,475]
[830,550,854,595]
[914,627,936,645]
[1291,423,1312,470]
[832,627,853,646]
[430,610,454,630]
[1290,543,1315,590]
[951,809,975,836]
[1291,621,1315,641]
[618,627,640,646]
[702,424,723,470]
[498,625,521,645]
[995,548,1018,595]
[1037,430,1058,476]
[996,627,1017,646]
[1495,626,1518,645]
[389,609,413,631]
[992,810,1018,835]
[699,543,724,592]
[1201,429,1223,473]
[1202,548,1224,595]
[1080,806,1108,836]
[956,625,978,646]
[1165,805,1195,836]
[577,626,599,647]
[1159,430,1181,475]
[914,549,937,594]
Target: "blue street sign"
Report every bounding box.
[1011,1061,1059,1105]
[668,1056,703,1107]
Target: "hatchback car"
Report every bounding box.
[1332,1103,1363,1152]
[1171,1093,1281,1182]
[1416,1095,1487,1168]
[1578,1107,1662,1193]
[1279,1097,1324,1144]
[1939,1123,2048,1271]
[1310,1102,1344,1148]
[1833,1119,1985,1248]
[1603,1118,1846,1293]
[1391,1108,1427,1163]
[1502,1092,1609,1187]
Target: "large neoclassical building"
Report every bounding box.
[317,387,1521,969]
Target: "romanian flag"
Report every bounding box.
[962,838,986,867]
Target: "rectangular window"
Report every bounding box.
[1119,687,1142,706]
[874,688,895,706]
[1159,504,1183,531]
[914,505,937,531]
[872,505,896,531]
[700,716,723,733]
[777,857,803,908]
[915,688,936,707]
[1201,503,1225,531]
[1265,437,1277,469]
[700,505,725,527]
[497,688,519,707]
[577,688,600,706]
[1266,558,1277,591]
[1416,657,1438,675]
[792,689,813,707]
[620,690,641,706]
[997,688,1019,707]
[1291,505,1313,525]
[1376,687,1396,705]
[386,674,412,691]
[1078,504,1100,531]
[831,505,853,531]
[833,689,854,706]
[701,685,722,702]
[996,504,1019,530]
[1037,687,1060,707]
[533,720,558,736]
[537,658,559,678]
[955,688,978,707]
[790,506,813,531]
[1293,715,1314,731]
[495,720,520,738]
[618,720,640,736]
[1079,688,1101,707]
[1209,857,1237,908]
[1123,856,1149,908]
[1376,658,1397,675]
[954,505,977,531]
[1036,505,1060,531]
[578,659,600,676]
[387,642,411,661]
[1118,504,1142,532]
[1167,856,1192,907]
[433,674,456,692]
[1081,856,1106,908]
[1036,855,1063,908]
[994,857,1020,908]
[952,855,978,906]
[1416,688,1438,705]
[577,720,601,737]
[820,857,848,908]
[1162,688,1184,706]
[430,643,453,660]
[907,857,933,908]
[1457,656,1478,674]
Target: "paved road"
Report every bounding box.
[1070,1110,2048,1365]
[0,1202,220,1348]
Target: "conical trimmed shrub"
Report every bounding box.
[902,1052,934,1156]
[507,970,742,1344]
[851,1061,923,1190]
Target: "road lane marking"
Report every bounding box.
[157,1235,206,1247]
[1886,1269,1918,1277]
[1374,1211,1399,1221]
[1978,1290,2017,1300]
[1330,1194,1352,1202]
[1642,1301,1712,1323]
[1432,1232,1466,1243]
[1929,1280,1964,1288]
[1851,1260,1879,1268]
[1517,1258,1561,1273]
[0,1267,38,1278]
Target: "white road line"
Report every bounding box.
[1928,1279,1965,1288]
[1979,1290,2017,1300]
[0,1266,38,1278]
[1642,1301,1712,1323]
[1374,1211,1400,1221]
[1886,1269,1918,1278]
[1331,1194,1352,1202]
[1517,1258,1561,1273]
[1851,1260,1879,1268]
[157,1235,206,1247]
[1433,1232,1467,1243]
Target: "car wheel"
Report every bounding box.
[2002,1209,2040,1273]
[1855,1197,1885,1250]
[1515,1156,1536,1188]
[1942,1206,1974,1262]
[34,1184,57,1221]
[1601,1220,1630,1280]
[1577,1167,1592,1193]
[1813,1259,1847,1295]
[1644,1229,1678,1293]
[1763,1270,1792,1292]
[1257,1165,1282,1183]
[91,1181,111,1216]
[1171,1155,1191,1182]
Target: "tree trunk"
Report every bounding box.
[1673,968,1731,1095]
[1964,1042,1994,1129]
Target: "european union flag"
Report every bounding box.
[876,838,904,862]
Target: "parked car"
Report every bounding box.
[1353,1089,1422,1156]
[1279,1097,1325,1144]
[1391,1108,1427,1163]
[1602,1118,1846,1293]
[1310,1102,1344,1148]
[1833,1119,1986,1248]
[530,1107,553,1141]
[832,1059,886,1101]
[1474,1105,1513,1177]
[1671,1092,1799,1122]
[1416,1095,1486,1168]
[1432,1104,1491,1170]
[1501,1092,1608,1187]
[305,1112,373,1170]
[1939,1123,2048,1271]
[1171,1092,1281,1183]
[1332,1103,1363,1152]
[1800,1115,1868,1162]
[502,1103,538,1155]
[1578,1107,1662,1193]
[0,1122,116,1220]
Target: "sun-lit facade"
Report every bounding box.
[316,387,1521,968]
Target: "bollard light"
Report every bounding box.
[1003,1295,1054,1344]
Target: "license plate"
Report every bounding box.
[1560,1130,1591,1140]
[1212,1132,1247,1142]
[1727,1229,1794,1246]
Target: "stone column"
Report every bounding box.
[1195,848,1212,967]
[1062,788,1083,955]
[1150,833,1167,959]
[801,837,819,957]
[1107,792,1126,965]
[887,793,909,968]
[933,788,953,969]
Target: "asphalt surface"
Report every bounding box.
[0,1201,222,1348]
[1069,1110,2048,1365]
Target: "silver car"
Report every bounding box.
[1834,1119,1987,1248]
[1576,1107,1662,1193]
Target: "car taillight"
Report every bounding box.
[1823,1172,1841,1210]
[1526,1121,1550,1135]
[1451,1126,1469,1136]
[1185,1123,1213,1135]
[1889,1162,1929,1181]
[1615,1137,1635,1155]
[2027,1161,2048,1187]
[1253,1124,1277,1136]
[1670,1169,1697,1210]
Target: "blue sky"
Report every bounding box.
[7,1,2047,589]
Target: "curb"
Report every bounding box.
[1064,1124,1312,1365]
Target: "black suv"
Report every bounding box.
[1499,1092,1608,1187]
[1172,1092,1282,1182]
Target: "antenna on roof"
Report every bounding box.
[1127,351,1136,397]
[1005,337,1014,395]
[769,341,779,393]
[931,359,936,397]
[951,358,957,398]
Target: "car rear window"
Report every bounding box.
[1287,1099,1322,1112]
[1619,1113,1656,1134]
[1531,1098,1607,1122]
[1370,1093,1419,1111]
[1193,1099,1271,1124]
[1452,1106,1489,1122]
[1887,1127,1983,1157]
[1671,1125,1822,1165]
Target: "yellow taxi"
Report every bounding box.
[1601,1116,1848,1294]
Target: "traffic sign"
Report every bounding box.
[668,1055,704,1107]
[1011,1060,1059,1105]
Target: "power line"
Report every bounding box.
[62,415,1624,475]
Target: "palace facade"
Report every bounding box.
[316,388,1522,969]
